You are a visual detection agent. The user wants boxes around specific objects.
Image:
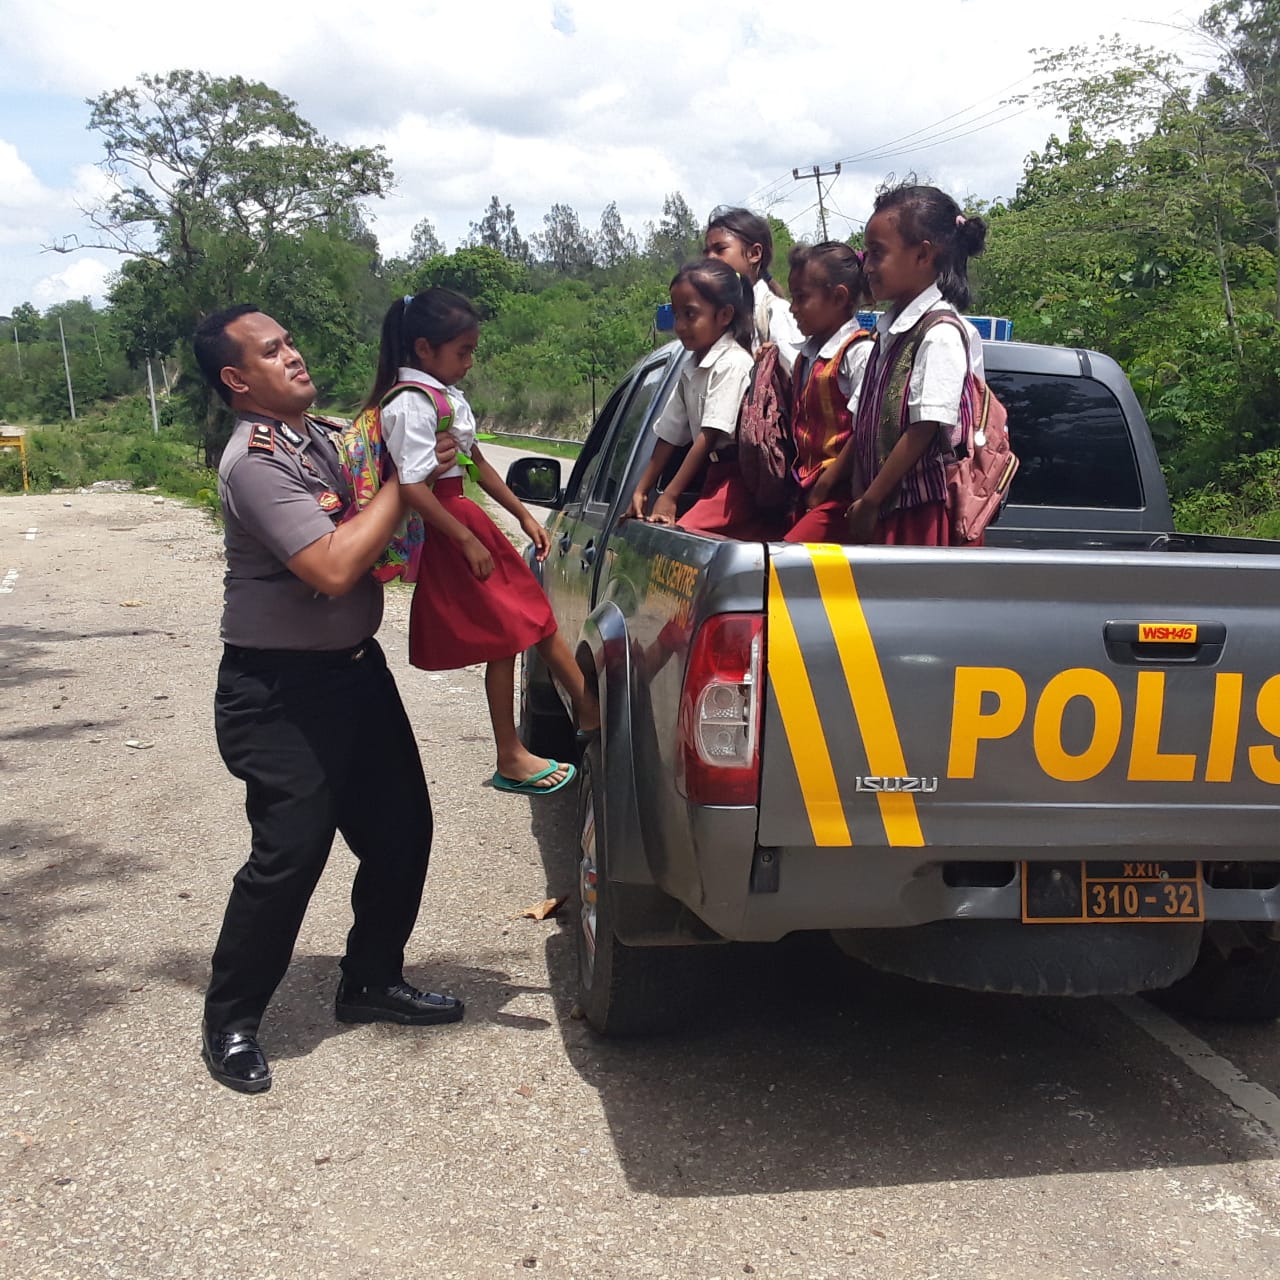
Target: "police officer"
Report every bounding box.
[193,304,463,1095]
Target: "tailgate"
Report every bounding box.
[758,543,1280,852]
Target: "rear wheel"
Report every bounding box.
[575,744,691,1036]
[1155,924,1280,1022]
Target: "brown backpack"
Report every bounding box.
[736,343,796,511]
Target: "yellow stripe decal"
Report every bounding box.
[808,545,925,847]
[767,561,851,846]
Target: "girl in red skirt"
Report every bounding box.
[782,242,874,544]
[370,288,595,796]
[842,184,989,546]
[626,259,778,539]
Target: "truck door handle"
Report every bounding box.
[558,532,572,555]
[1103,620,1226,667]
[580,542,596,571]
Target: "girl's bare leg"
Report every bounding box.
[486,657,570,786]
[535,629,599,733]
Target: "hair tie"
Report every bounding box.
[955,215,967,228]
[403,294,414,308]
[854,249,866,269]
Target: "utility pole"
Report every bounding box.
[146,357,160,435]
[58,318,76,420]
[793,162,841,241]
[12,326,21,378]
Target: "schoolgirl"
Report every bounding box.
[781,241,875,544]
[843,183,988,545]
[370,288,596,795]
[704,206,803,370]
[627,259,774,538]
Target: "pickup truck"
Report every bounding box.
[505,337,1280,1035]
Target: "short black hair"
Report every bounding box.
[193,304,261,404]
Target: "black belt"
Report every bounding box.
[222,639,375,667]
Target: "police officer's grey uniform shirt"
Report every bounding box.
[219,413,383,650]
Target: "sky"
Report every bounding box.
[0,0,1209,315]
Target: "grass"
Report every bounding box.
[0,397,219,512]
[481,432,582,460]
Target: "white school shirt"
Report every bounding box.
[652,331,754,447]
[850,283,985,428]
[755,278,802,374]
[380,366,477,484]
[793,317,874,412]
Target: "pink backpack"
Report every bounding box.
[948,366,1018,543]
[918,314,1019,543]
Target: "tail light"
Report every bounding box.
[677,613,764,805]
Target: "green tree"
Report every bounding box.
[532,203,594,276]
[645,192,701,267]
[596,202,638,267]
[49,70,394,456]
[412,246,527,318]
[468,196,531,265]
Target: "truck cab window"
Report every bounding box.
[987,372,1144,509]
[590,362,668,508]
[564,381,631,506]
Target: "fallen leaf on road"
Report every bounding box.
[124,739,154,750]
[518,896,567,921]
[118,600,144,607]
[515,1084,533,1098]
[314,1154,332,1166]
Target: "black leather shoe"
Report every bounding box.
[335,979,465,1026]
[201,1021,272,1094]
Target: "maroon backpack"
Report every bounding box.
[736,343,796,511]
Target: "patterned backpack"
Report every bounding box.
[736,343,796,511]
[337,382,458,583]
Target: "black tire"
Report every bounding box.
[517,646,575,760]
[1154,924,1280,1022]
[574,744,691,1036]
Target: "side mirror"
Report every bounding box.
[505,456,564,508]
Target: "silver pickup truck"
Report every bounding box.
[506,338,1280,1035]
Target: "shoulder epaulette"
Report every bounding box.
[247,422,275,453]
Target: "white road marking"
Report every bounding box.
[1113,995,1280,1141]
[0,567,17,593]
[23,527,37,540]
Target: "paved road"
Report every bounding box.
[2,491,1280,1280]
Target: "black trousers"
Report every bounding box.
[204,639,433,1034]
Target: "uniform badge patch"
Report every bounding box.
[316,490,343,516]
[248,423,275,452]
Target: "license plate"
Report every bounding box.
[1021,861,1204,924]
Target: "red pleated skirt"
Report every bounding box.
[408,477,557,671]
[874,500,951,546]
[677,460,786,541]
[784,498,960,546]
[783,499,848,543]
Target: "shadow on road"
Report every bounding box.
[146,945,557,1061]
[0,622,165,693]
[0,817,160,1065]
[525,788,1276,1196]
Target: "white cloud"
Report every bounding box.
[31,255,115,306]
[0,0,1210,308]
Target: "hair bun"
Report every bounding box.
[958,213,988,258]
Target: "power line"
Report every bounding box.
[832,71,1039,168]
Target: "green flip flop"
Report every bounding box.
[491,760,577,796]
